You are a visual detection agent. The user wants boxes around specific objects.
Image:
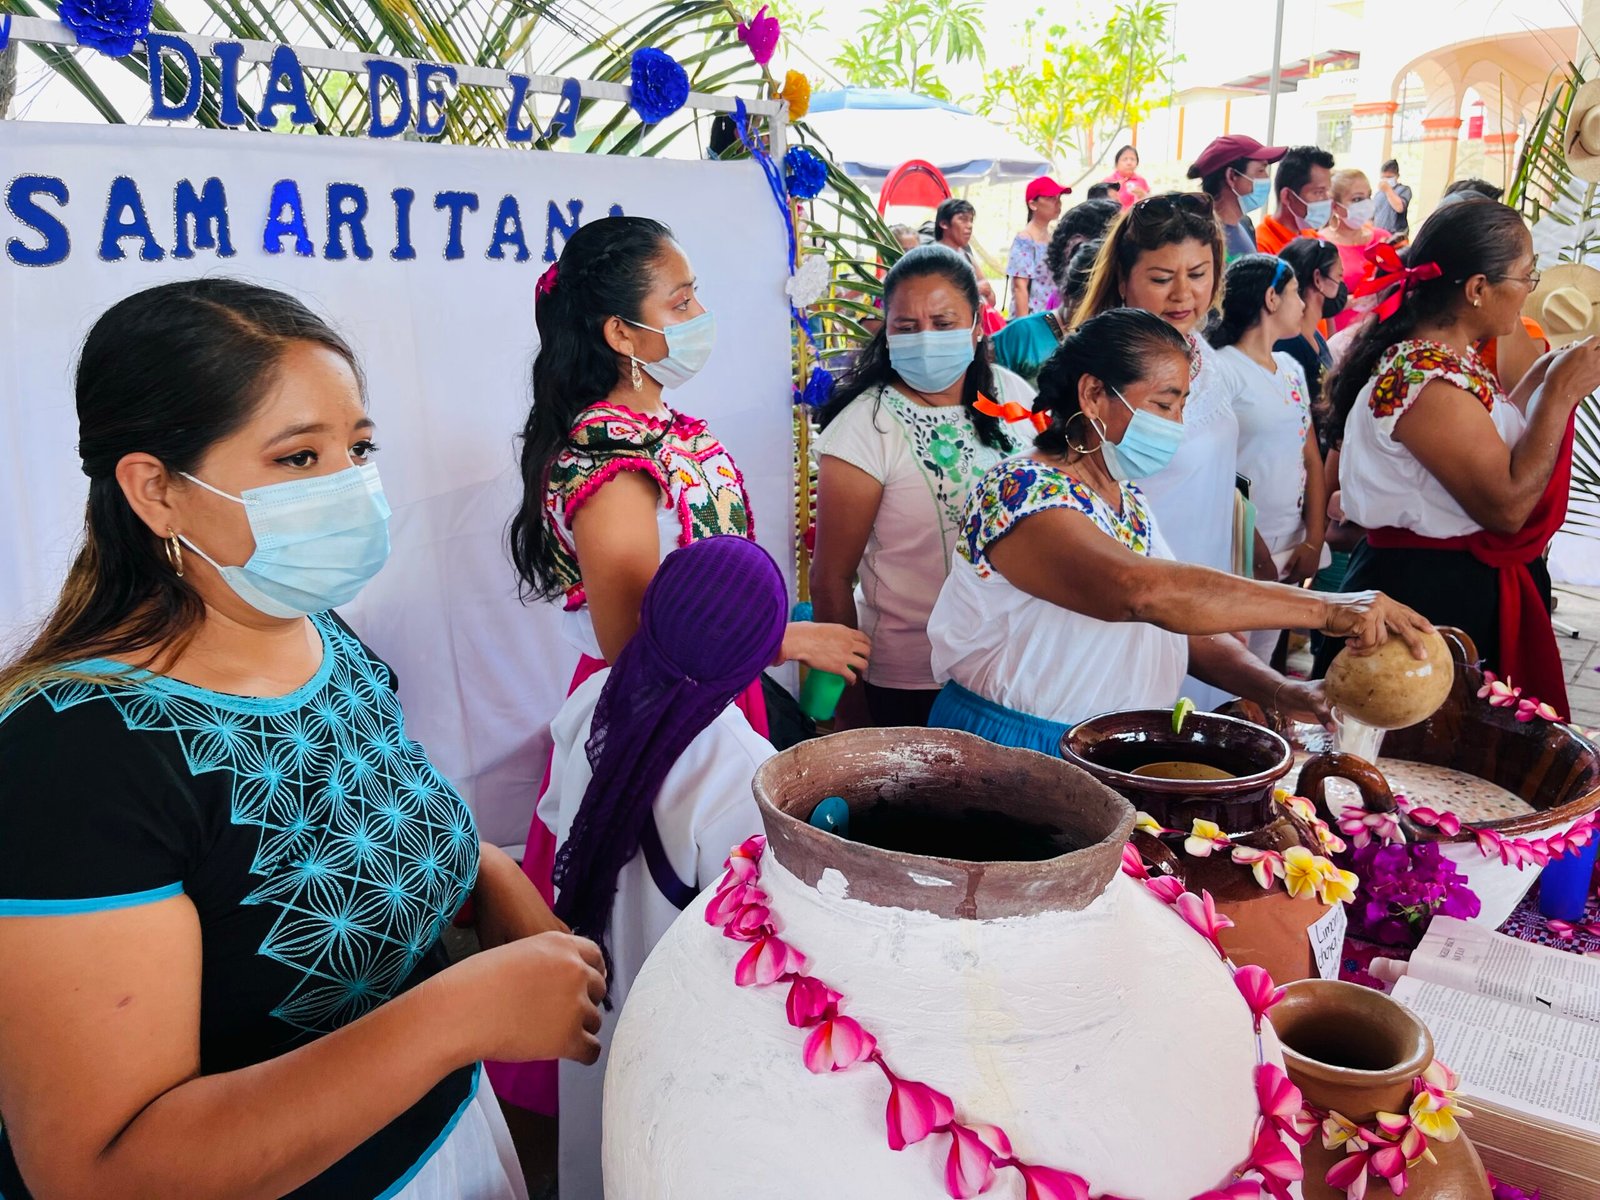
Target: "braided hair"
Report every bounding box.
[1034,309,1189,456]
[1207,253,1292,350]
[510,215,676,602]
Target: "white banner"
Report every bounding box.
[0,120,795,846]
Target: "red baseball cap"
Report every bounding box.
[1025,176,1072,202]
[1187,135,1288,179]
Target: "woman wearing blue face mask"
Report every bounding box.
[0,279,609,1200]
[503,216,867,1115]
[812,244,1033,727]
[924,308,1434,752]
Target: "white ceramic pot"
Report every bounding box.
[604,730,1286,1199]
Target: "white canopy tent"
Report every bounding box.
[803,87,1051,189]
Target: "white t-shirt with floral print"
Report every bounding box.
[815,374,1030,689]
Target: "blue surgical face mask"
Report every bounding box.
[1236,173,1272,215]
[628,310,717,389]
[1097,387,1185,482]
[888,321,978,393]
[179,463,392,618]
[1297,190,1333,230]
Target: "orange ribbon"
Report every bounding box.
[1351,242,1441,322]
[974,393,1050,433]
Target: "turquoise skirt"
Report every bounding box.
[927,682,1072,756]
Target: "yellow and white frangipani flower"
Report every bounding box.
[1185,819,1231,857]
[1281,846,1323,900]
[1409,1084,1468,1142]
[1314,860,1360,906]
[1134,811,1166,836]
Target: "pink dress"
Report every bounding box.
[489,401,768,1113]
[1327,228,1387,332]
[1107,171,1152,208]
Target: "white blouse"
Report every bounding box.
[539,671,773,1200]
[1216,345,1313,555]
[813,378,1024,689]
[928,457,1188,725]
[1342,340,1526,539]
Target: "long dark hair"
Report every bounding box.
[1207,253,1293,349]
[1062,239,1104,325]
[1072,194,1225,329]
[1033,309,1189,456]
[0,279,363,709]
[1278,236,1340,301]
[819,244,1011,452]
[509,215,676,602]
[1045,199,1120,289]
[1325,199,1527,440]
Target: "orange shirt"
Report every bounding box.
[1255,213,1315,256]
[1478,316,1549,386]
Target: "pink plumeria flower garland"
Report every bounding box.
[1298,1059,1470,1198]
[1347,793,1600,873]
[1136,796,1357,907]
[705,833,1310,1200]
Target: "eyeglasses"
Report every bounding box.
[1130,192,1215,224]
[1511,270,1542,289]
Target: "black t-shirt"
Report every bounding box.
[0,613,481,1199]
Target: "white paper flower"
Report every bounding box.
[786,254,830,309]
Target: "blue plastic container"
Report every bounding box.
[1537,834,1600,922]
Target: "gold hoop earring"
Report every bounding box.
[164,529,185,578]
[1064,411,1097,454]
[630,358,644,390]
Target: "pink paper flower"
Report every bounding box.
[721,901,776,942]
[1517,697,1561,723]
[1405,806,1463,837]
[803,1015,877,1073]
[1175,889,1235,956]
[884,1071,955,1150]
[1120,843,1150,879]
[1015,1164,1092,1200]
[1235,967,1286,1031]
[944,1123,1000,1198]
[736,4,781,64]
[1195,1182,1267,1200]
[785,974,841,1028]
[1255,1063,1314,1144]
[1145,875,1186,905]
[734,934,806,987]
[1246,1124,1304,1199]
[705,880,767,926]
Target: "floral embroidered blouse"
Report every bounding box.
[1004,234,1055,315]
[1342,339,1527,539]
[545,403,755,613]
[814,383,1018,689]
[927,457,1187,724]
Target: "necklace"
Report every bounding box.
[707,835,1311,1199]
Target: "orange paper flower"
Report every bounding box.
[776,69,811,120]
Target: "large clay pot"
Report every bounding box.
[605,728,1286,1199]
[1273,979,1491,1200]
[1062,709,1336,984]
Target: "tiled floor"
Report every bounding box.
[1553,584,1600,731]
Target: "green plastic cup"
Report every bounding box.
[799,669,848,721]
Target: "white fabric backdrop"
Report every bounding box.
[0,120,795,847]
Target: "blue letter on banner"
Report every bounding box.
[325,184,373,261]
[415,63,458,138]
[365,59,412,138]
[262,179,314,256]
[100,177,164,262]
[260,44,317,128]
[173,178,235,258]
[212,40,248,126]
[434,191,478,260]
[545,199,582,262]
[146,33,203,121]
[487,196,530,261]
[6,175,70,267]
[505,73,534,144]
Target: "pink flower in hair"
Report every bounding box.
[535,262,559,298]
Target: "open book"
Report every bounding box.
[1387,917,1600,1199]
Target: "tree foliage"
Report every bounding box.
[829,0,984,103]
[978,0,1179,176]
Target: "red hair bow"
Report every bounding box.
[973,393,1050,433]
[535,262,560,300]
[1352,242,1441,322]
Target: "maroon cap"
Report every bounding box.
[1187,135,1288,179]
[1025,176,1071,202]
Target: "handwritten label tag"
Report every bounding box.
[1310,903,1348,981]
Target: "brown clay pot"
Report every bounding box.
[1273,980,1491,1200]
[1062,710,1335,982]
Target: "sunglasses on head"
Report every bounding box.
[1130,192,1216,223]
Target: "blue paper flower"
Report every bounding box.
[784,146,828,199]
[630,47,689,124]
[59,0,154,56]
[790,601,814,622]
[802,365,834,408]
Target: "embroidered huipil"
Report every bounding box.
[545,402,755,656]
[1342,340,1526,539]
[927,458,1187,725]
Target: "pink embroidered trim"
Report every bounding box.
[706,835,1306,1200]
[562,457,673,530]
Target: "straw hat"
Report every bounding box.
[1524,263,1600,346]
[1566,80,1600,182]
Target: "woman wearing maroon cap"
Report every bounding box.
[1006,177,1069,317]
[1188,134,1288,262]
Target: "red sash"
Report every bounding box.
[1365,409,1576,721]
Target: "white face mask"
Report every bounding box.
[627,310,717,389]
[1341,198,1377,229]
